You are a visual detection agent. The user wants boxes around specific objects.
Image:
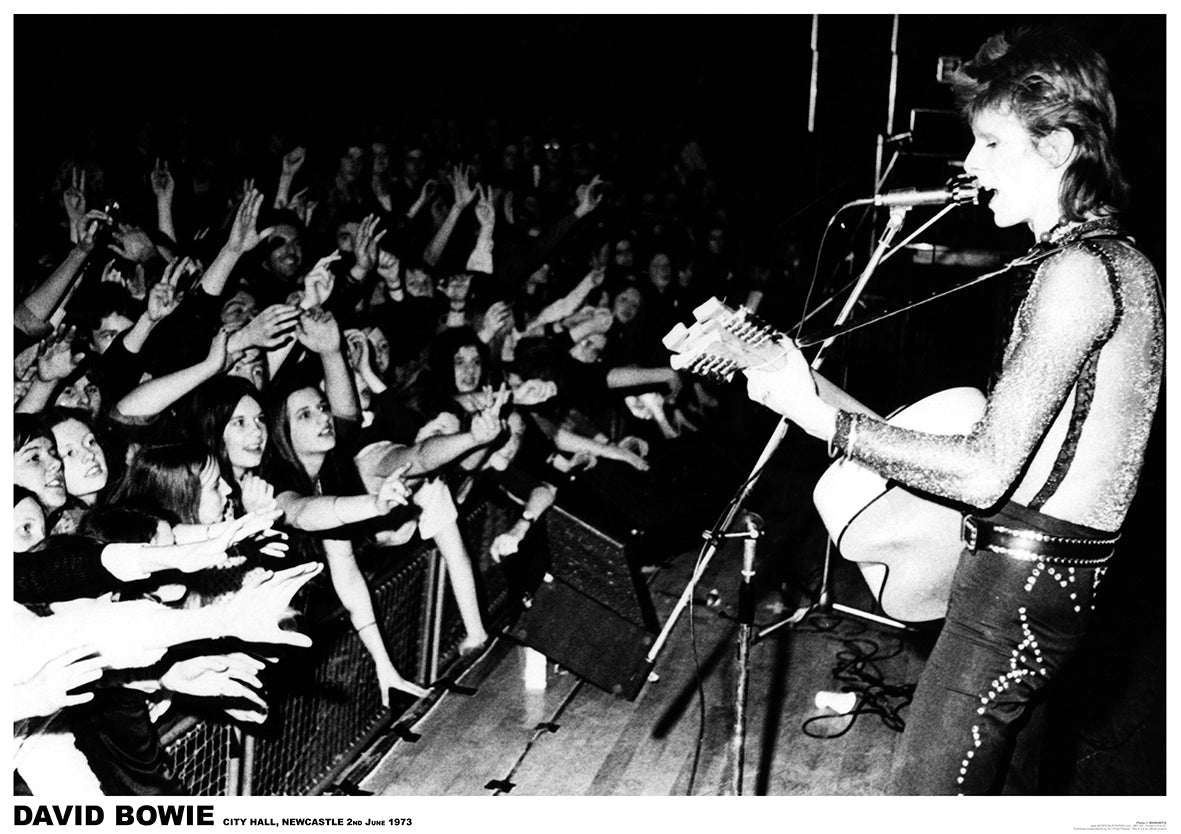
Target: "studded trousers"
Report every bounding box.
[893,504,1110,795]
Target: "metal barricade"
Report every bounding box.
[161,488,522,796]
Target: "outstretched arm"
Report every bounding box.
[198,188,274,298]
[423,165,477,267]
[113,328,229,419]
[322,538,428,703]
[149,158,177,243]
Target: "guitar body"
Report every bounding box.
[812,387,987,623]
[661,298,988,623]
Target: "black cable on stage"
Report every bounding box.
[800,625,916,740]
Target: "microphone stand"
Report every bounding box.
[641,205,913,682]
[728,511,762,796]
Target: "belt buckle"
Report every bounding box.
[962,515,979,551]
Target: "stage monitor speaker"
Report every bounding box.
[506,505,659,700]
[541,504,658,631]
[509,572,654,701]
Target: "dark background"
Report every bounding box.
[16,14,1166,268]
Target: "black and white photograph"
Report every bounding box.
[8,10,1168,819]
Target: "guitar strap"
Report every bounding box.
[1028,237,1126,510]
[796,228,1128,349]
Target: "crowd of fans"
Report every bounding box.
[13,114,756,794]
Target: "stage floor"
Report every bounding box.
[360,535,929,796]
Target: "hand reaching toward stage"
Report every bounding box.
[374,465,413,514]
[36,325,84,382]
[296,307,342,355]
[240,474,280,517]
[510,378,558,407]
[14,645,105,719]
[303,251,341,308]
[160,653,268,712]
[228,304,302,353]
[216,562,324,648]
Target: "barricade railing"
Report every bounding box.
[161,488,522,796]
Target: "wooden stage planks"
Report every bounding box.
[361,538,928,796]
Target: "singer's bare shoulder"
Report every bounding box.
[1022,245,1117,340]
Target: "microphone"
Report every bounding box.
[854,176,981,208]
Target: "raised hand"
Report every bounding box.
[489,531,523,562]
[161,653,268,712]
[178,509,283,571]
[295,306,342,355]
[565,305,614,336]
[281,146,307,178]
[418,178,438,205]
[376,249,402,295]
[574,174,604,219]
[477,300,514,344]
[302,251,341,308]
[204,327,232,374]
[299,199,319,229]
[218,562,324,648]
[17,645,104,717]
[414,412,462,442]
[344,328,372,374]
[351,214,386,277]
[510,378,558,407]
[374,464,412,514]
[36,326,84,382]
[101,257,128,288]
[225,188,273,254]
[469,384,510,444]
[448,164,477,209]
[229,304,302,352]
[146,256,194,322]
[286,186,309,214]
[108,223,158,263]
[240,474,280,517]
[150,158,175,203]
[62,166,87,239]
[74,210,109,253]
[474,184,496,229]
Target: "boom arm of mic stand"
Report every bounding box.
[642,206,911,673]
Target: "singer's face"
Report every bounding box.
[964,106,1063,237]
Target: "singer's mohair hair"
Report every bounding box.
[951,27,1130,223]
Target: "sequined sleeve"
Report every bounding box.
[842,247,1117,509]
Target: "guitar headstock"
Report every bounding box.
[662,297,789,382]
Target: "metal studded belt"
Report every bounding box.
[962,514,1118,566]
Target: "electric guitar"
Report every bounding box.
[663,297,985,622]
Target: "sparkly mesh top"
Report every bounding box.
[844,218,1163,532]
